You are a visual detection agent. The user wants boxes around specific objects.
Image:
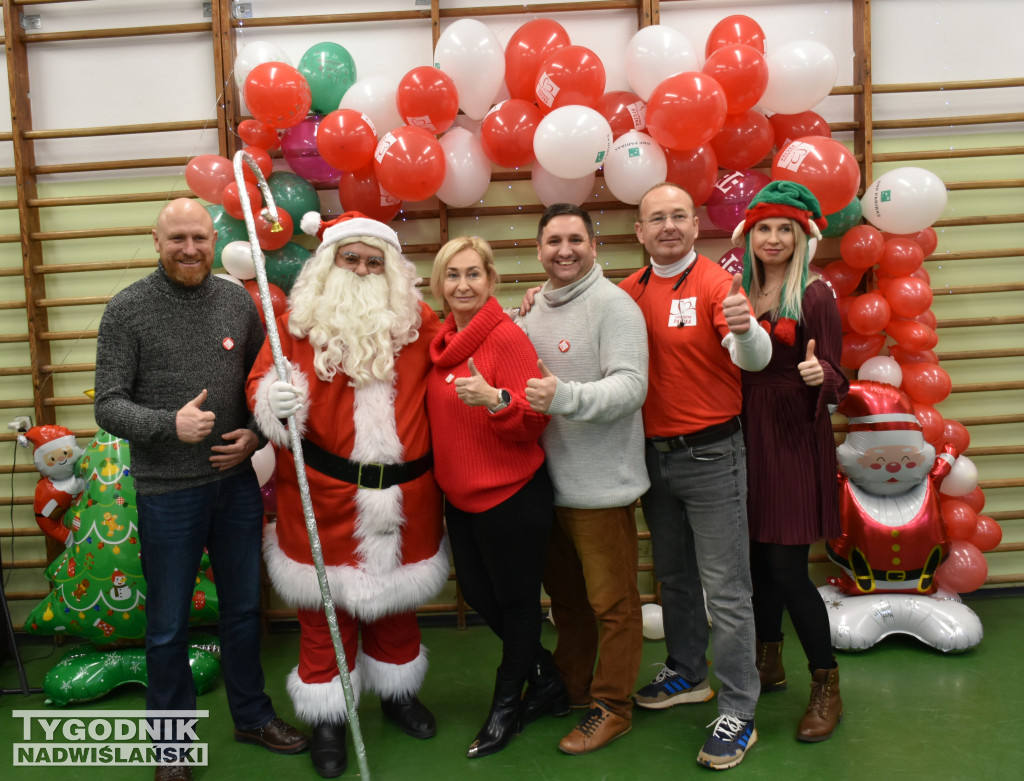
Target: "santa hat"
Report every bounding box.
[730,180,828,245]
[17,425,78,466]
[838,381,924,447]
[299,210,401,253]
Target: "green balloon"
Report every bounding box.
[265,241,312,295]
[206,204,249,270]
[821,197,863,238]
[299,42,357,115]
[268,171,321,228]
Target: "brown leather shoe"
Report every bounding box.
[154,766,193,781]
[557,702,631,755]
[796,665,843,742]
[234,716,310,754]
[756,638,787,692]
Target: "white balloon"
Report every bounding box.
[233,40,291,91]
[625,25,700,102]
[531,166,595,207]
[533,106,613,180]
[436,128,492,208]
[759,40,837,115]
[602,131,668,205]
[858,355,903,387]
[940,455,979,498]
[340,76,402,139]
[861,167,948,234]
[435,19,506,121]
[251,442,276,487]
[641,603,665,640]
[221,241,256,280]
[214,273,244,287]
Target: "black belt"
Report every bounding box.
[825,543,943,593]
[301,438,432,490]
[648,417,741,453]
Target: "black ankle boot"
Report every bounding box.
[467,673,525,759]
[521,649,570,724]
[310,722,347,778]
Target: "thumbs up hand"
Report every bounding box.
[798,338,824,387]
[455,356,499,408]
[525,359,558,413]
[722,274,751,334]
[176,389,216,443]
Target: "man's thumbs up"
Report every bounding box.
[176,389,216,443]
[722,273,750,334]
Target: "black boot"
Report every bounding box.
[310,722,347,779]
[467,673,525,759]
[381,693,437,739]
[521,649,570,725]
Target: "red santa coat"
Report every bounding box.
[248,304,447,622]
[33,478,75,544]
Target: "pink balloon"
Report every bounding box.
[704,169,771,232]
[934,540,988,594]
[281,116,343,187]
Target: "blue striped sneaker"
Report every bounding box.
[633,664,715,710]
[697,715,757,770]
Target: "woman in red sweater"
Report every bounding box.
[426,236,564,759]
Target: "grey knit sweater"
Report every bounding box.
[93,264,266,495]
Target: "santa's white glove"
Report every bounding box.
[268,380,305,419]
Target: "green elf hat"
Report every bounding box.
[731,181,829,346]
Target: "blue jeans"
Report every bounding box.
[642,430,759,720]
[137,470,274,733]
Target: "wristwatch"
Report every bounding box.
[487,388,511,414]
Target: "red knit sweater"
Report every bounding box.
[427,297,548,513]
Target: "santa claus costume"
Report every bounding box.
[19,424,85,545]
[247,214,447,754]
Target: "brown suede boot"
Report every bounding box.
[796,665,843,742]
[755,638,786,692]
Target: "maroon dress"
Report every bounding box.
[741,279,848,545]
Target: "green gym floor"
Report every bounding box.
[2,593,1022,780]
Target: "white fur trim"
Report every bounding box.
[262,523,450,620]
[251,365,309,449]
[358,646,427,699]
[300,211,322,237]
[730,221,746,247]
[321,216,401,253]
[809,222,823,241]
[287,665,361,726]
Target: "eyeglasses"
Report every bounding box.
[336,250,385,272]
[642,212,692,227]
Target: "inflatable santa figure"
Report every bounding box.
[819,381,983,651]
[19,424,85,545]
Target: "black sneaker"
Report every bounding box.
[633,664,714,710]
[696,715,757,770]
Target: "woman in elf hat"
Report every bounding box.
[731,180,849,742]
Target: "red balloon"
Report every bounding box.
[840,225,885,270]
[185,155,235,203]
[505,18,571,102]
[880,275,933,318]
[934,540,987,594]
[969,516,1002,552]
[901,362,951,405]
[717,247,744,276]
[910,266,932,286]
[373,126,446,203]
[912,403,945,444]
[338,163,401,223]
[941,499,979,541]
[238,119,281,151]
[596,90,646,137]
[705,15,766,57]
[253,208,293,251]
[397,66,459,134]
[890,345,938,365]
[847,292,891,336]
[702,44,769,114]
[772,136,861,215]
[840,332,885,370]
[709,109,774,170]
[909,227,938,257]
[960,486,986,514]
[886,320,938,351]
[767,110,830,152]
[534,45,606,113]
[480,99,542,168]
[317,108,377,171]
[221,180,263,220]
[879,238,925,277]
[646,72,728,151]
[835,294,853,333]
[243,279,287,326]
[819,260,864,297]
[240,146,273,185]
[940,419,971,453]
[244,62,312,129]
[664,145,718,207]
